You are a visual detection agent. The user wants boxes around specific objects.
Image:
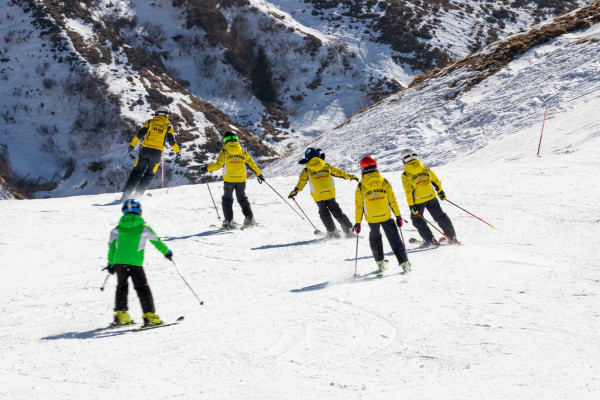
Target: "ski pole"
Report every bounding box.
[292,198,322,234]
[354,232,359,278]
[166,154,179,194]
[170,260,204,306]
[115,148,132,170]
[263,180,304,221]
[99,274,111,291]
[444,199,496,229]
[205,177,221,220]
[413,210,458,246]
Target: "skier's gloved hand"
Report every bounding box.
[198,165,207,174]
[353,223,361,234]
[128,145,134,152]
[410,206,419,215]
[438,190,446,200]
[165,250,173,260]
[288,188,298,199]
[103,264,115,275]
[350,175,359,182]
[257,175,265,184]
[396,216,403,228]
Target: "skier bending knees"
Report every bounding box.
[104,199,174,327]
[198,131,265,228]
[288,147,357,238]
[400,148,457,244]
[353,156,410,274]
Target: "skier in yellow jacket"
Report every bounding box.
[199,131,264,228]
[400,148,457,244]
[288,147,357,237]
[122,106,180,199]
[354,155,410,275]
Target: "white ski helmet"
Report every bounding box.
[401,148,418,164]
[155,106,169,116]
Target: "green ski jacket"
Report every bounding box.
[107,214,170,267]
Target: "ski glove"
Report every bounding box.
[288,188,299,199]
[396,216,403,228]
[257,175,265,184]
[410,206,419,216]
[103,264,115,275]
[198,165,207,174]
[438,190,446,200]
[350,175,359,182]
[165,250,173,260]
[353,223,361,234]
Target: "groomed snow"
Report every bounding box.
[1,103,599,398]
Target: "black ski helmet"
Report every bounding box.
[223,131,239,144]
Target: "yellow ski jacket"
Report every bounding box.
[293,158,355,202]
[401,159,443,206]
[355,171,402,223]
[206,141,261,183]
[130,115,180,153]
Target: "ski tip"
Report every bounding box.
[176,316,185,322]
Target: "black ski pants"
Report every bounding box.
[122,147,162,197]
[411,197,456,241]
[368,218,409,264]
[222,181,253,222]
[114,264,155,314]
[316,198,353,233]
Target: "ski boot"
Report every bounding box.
[400,261,411,273]
[423,237,439,246]
[222,220,234,229]
[376,260,388,275]
[112,310,134,326]
[326,230,341,239]
[243,216,256,226]
[142,312,163,327]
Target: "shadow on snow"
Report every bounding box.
[252,237,326,250]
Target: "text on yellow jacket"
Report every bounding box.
[206,141,261,183]
[130,115,180,153]
[293,158,355,202]
[355,171,402,224]
[401,159,443,206]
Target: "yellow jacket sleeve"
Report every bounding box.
[386,181,401,217]
[354,185,364,224]
[130,121,149,147]
[244,152,261,176]
[329,165,353,180]
[429,167,443,193]
[207,150,225,172]
[294,169,309,192]
[401,173,415,206]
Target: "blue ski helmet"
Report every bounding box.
[298,147,325,165]
[122,199,142,215]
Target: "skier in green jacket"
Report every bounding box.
[104,199,173,327]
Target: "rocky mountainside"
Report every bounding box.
[0,0,591,198]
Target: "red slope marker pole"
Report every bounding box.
[537,108,548,157]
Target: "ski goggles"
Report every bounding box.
[223,135,238,143]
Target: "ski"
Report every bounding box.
[209,223,240,231]
[131,316,185,332]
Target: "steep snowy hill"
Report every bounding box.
[0,0,274,198]
[1,86,599,398]
[268,2,600,175]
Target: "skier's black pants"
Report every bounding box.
[316,198,352,232]
[114,264,155,314]
[122,147,162,196]
[368,218,409,264]
[410,197,456,241]
[222,181,252,222]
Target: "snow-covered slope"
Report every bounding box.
[1,87,599,397]
[268,5,600,175]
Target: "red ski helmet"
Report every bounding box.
[359,155,377,172]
